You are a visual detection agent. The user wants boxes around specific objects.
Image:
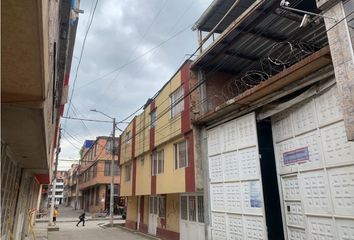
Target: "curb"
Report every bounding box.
[113,224,160,240]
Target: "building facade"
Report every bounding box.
[1,0,80,239]
[48,171,66,205]
[63,163,80,208]
[191,0,354,240]
[119,61,205,240]
[78,137,120,213]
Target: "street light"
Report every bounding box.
[90,109,116,227]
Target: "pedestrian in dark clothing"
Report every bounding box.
[76,212,85,227]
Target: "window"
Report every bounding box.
[125,164,131,181]
[174,140,188,169]
[126,131,131,144]
[181,196,188,220]
[150,110,157,128]
[114,161,120,176]
[170,86,184,118]
[104,161,111,176]
[151,150,164,176]
[189,196,196,221]
[93,164,97,178]
[159,196,166,218]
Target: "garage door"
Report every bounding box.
[272,85,354,240]
[207,112,267,240]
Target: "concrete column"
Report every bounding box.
[319,0,354,140]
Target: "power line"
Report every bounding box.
[62,116,112,123]
[76,23,193,90]
[65,0,99,118]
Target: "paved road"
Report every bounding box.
[46,222,151,240]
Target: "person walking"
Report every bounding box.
[76,212,86,227]
[53,206,59,225]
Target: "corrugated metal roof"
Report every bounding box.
[192,1,328,74]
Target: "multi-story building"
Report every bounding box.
[48,171,66,205]
[1,0,80,239]
[78,137,120,213]
[119,61,204,240]
[63,163,80,208]
[191,1,354,240]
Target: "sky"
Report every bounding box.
[59,0,213,169]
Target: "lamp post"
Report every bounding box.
[90,109,116,227]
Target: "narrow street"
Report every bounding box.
[35,206,152,240]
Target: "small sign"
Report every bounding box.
[283,147,309,165]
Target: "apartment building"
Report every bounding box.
[48,171,66,205]
[1,0,80,239]
[119,61,205,240]
[191,0,354,239]
[78,137,120,213]
[63,164,80,208]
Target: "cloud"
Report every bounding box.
[60,0,212,164]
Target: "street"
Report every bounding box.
[47,222,151,240]
[34,206,152,240]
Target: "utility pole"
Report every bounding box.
[110,118,116,227]
[90,109,116,227]
[49,128,61,226]
[74,161,80,210]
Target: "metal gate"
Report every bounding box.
[207,112,267,239]
[272,85,354,240]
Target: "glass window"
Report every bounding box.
[125,164,131,181]
[197,196,204,223]
[114,161,120,176]
[159,196,166,218]
[189,196,197,222]
[149,197,154,214]
[174,140,188,169]
[181,196,188,220]
[170,86,184,118]
[153,197,158,214]
[151,150,164,175]
[150,110,156,128]
[104,161,111,176]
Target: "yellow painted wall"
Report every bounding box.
[135,110,150,157]
[136,152,151,195]
[155,72,182,146]
[127,196,138,222]
[166,194,180,232]
[156,138,185,194]
[120,162,132,196]
[120,122,133,164]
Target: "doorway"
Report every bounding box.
[180,195,205,240]
[257,118,284,240]
[148,196,158,235]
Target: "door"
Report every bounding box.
[271,85,354,240]
[207,112,268,239]
[180,195,205,240]
[148,196,158,235]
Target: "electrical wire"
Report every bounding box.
[65,0,99,119]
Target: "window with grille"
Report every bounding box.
[151,150,164,175]
[174,140,188,169]
[181,196,188,220]
[151,110,157,128]
[159,196,166,218]
[170,86,184,118]
[104,161,111,176]
[125,164,131,181]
